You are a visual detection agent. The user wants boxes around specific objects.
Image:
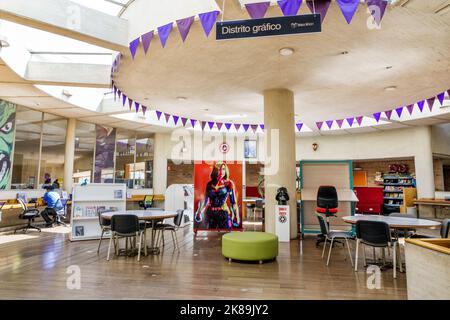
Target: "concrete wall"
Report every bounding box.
[432,123,450,156]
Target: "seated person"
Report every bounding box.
[41,185,64,227]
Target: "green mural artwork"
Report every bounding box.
[0,100,16,189]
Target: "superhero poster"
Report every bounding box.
[194,161,243,232]
[0,100,16,190]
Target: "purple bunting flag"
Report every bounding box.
[128,98,133,110]
[164,113,171,123]
[142,106,147,115]
[173,115,180,125]
[208,121,215,130]
[296,123,303,132]
[141,31,154,55]
[365,0,388,26]
[251,125,258,133]
[117,90,122,100]
[234,124,241,131]
[217,122,223,131]
[181,117,188,126]
[158,23,173,48]
[201,121,207,130]
[243,124,250,132]
[417,100,425,112]
[437,92,445,106]
[113,86,117,101]
[373,112,381,122]
[326,120,333,129]
[306,0,331,23]
[336,0,360,24]
[134,102,140,113]
[260,124,265,131]
[225,123,232,131]
[356,116,363,125]
[384,110,392,120]
[122,94,127,106]
[406,104,414,115]
[336,119,344,128]
[199,11,220,37]
[347,118,354,127]
[156,111,162,120]
[245,2,270,19]
[190,119,197,128]
[395,107,403,118]
[427,97,436,111]
[278,0,302,16]
[177,16,195,42]
[129,38,140,59]
[316,122,323,130]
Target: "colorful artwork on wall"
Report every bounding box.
[194,161,243,232]
[94,125,116,183]
[0,100,16,190]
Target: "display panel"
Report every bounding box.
[194,161,243,231]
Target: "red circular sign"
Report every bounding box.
[219,143,230,154]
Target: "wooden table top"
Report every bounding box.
[342,214,441,229]
[101,209,178,221]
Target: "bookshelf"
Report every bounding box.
[382,174,416,215]
[70,183,127,241]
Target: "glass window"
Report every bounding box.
[115,130,136,188]
[73,121,95,184]
[40,114,67,189]
[135,135,154,189]
[11,106,43,189]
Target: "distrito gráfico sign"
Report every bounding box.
[216,14,321,41]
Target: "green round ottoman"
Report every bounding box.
[222,232,278,263]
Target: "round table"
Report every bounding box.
[102,210,178,255]
[342,214,441,230]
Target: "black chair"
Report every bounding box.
[97,210,112,253]
[316,214,353,266]
[139,195,154,210]
[354,220,399,278]
[107,215,146,261]
[14,198,41,234]
[316,186,339,246]
[155,210,184,252]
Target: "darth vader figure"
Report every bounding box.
[276,187,289,205]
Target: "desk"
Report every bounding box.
[101,210,177,255]
[413,198,450,219]
[342,214,441,230]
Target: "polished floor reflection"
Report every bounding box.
[0,225,407,300]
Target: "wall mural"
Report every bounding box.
[194,161,242,232]
[0,100,16,190]
[94,125,116,183]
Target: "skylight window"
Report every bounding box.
[70,0,128,16]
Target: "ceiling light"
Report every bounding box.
[0,39,10,48]
[384,86,397,91]
[385,66,393,70]
[176,96,187,101]
[279,47,294,56]
[341,50,349,55]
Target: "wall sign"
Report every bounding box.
[219,142,230,154]
[216,14,321,41]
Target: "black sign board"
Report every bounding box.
[216,14,321,41]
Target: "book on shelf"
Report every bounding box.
[75,226,84,236]
[74,206,83,218]
[85,206,97,217]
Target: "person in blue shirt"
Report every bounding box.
[41,185,64,227]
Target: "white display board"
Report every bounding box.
[275,205,290,242]
[70,183,127,241]
[164,184,194,227]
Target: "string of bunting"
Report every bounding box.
[124,0,389,59]
[112,79,449,132]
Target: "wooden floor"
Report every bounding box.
[0,224,408,300]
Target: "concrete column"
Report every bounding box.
[153,133,168,195]
[264,89,297,239]
[63,118,76,193]
[414,126,435,199]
